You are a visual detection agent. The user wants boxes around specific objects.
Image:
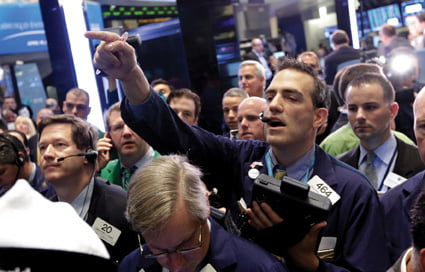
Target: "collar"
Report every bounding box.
[359,134,397,165]
[268,146,315,182]
[70,177,94,221]
[120,146,155,170]
[401,247,413,272]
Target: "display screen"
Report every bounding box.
[367,4,403,31]
[401,0,425,25]
[14,63,47,120]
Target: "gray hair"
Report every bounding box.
[126,155,209,234]
[223,88,249,99]
[239,60,266,79]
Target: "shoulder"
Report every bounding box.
[381,170,425,205]
[93,178,127,201]
[209,219,286,271]
[119,248,159,272]
[316,148,372,191]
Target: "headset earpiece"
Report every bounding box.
[15,154,24,167]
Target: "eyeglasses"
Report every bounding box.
[64,101,89,112]
[138,224,203,259]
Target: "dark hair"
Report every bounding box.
[37,114,97,153]
[331,30,349,45]
[347,72,395,104]
[417,12,425,23]
[6,130,28,147]
[151,78,175,90]
[338,63,383,104]
[380,24,396,37]
[166,88,202,118]
[277,58,330,109]
[0,133,28,165]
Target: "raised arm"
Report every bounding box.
[85,31,150,104]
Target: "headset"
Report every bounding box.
[85,128,98,163]
[56,127,98,163]
[0,133,26,167]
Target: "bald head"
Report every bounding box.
[237,97,266,141]
[414,88,425,163]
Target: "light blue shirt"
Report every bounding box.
[70,177,94,220]
[269,146,315,183]
[359,135,398,192]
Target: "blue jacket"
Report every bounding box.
[32,163,55,198]
[51,177,138,263]
[118,218,287,272]
[121,90,391,272]
[380,171,425,263]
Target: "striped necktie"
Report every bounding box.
[274,165,287,180]
[122,166,137,190]
[363,152,377,189]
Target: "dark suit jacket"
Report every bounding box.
[324,46,360,85]
[243,50,260,62]
[381,172,425,263]
[337,137,425,186]
[86,178,138,263]
[118,218,287,272]
[121,90,392,272]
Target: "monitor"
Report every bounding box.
[401,0,425,25]
[357,11,372,37]
[367,4,403,32]
[14,63,47,120]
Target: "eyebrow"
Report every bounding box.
[149,229,196,251]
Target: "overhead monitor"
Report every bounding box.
[401,0,425,25]
[367,4,403,32]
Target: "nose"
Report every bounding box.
[121,124,133,136]
[166,253,185,272]
[228,110,237,119]
[240,117,248,128]
[355,107,366,121]
[41,145,55,160]
[267,94,283,115]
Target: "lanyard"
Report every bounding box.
[377,147,398,191]
[265,149,315,183]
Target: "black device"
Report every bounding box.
[252,174,331,226]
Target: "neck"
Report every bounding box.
[54,171,93,203]
[334,43,348,50]
[361,130,392,151]
[272,142,314,168]
[119,146,149,168]
[18,161,32,180]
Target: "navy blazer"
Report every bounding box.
[121,90,391,271]
[118,218,287,272]
[324,46,360,85]
[380,171,425,263]
[32,164,56,199]
[337,137,425,188]
[86,178,139,264]
[51,178,138,264]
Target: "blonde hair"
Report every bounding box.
[126,155,209,234]
[15,116,36,139]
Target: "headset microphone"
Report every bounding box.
[56,151,98,162]
[259,112,270,123]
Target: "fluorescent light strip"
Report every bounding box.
[348,0,359,49]
[60,0,105,131]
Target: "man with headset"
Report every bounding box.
[38,114,137,263]
[0,133,55,198]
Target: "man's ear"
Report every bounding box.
[313,108,328,129]
[390,102,399,119]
